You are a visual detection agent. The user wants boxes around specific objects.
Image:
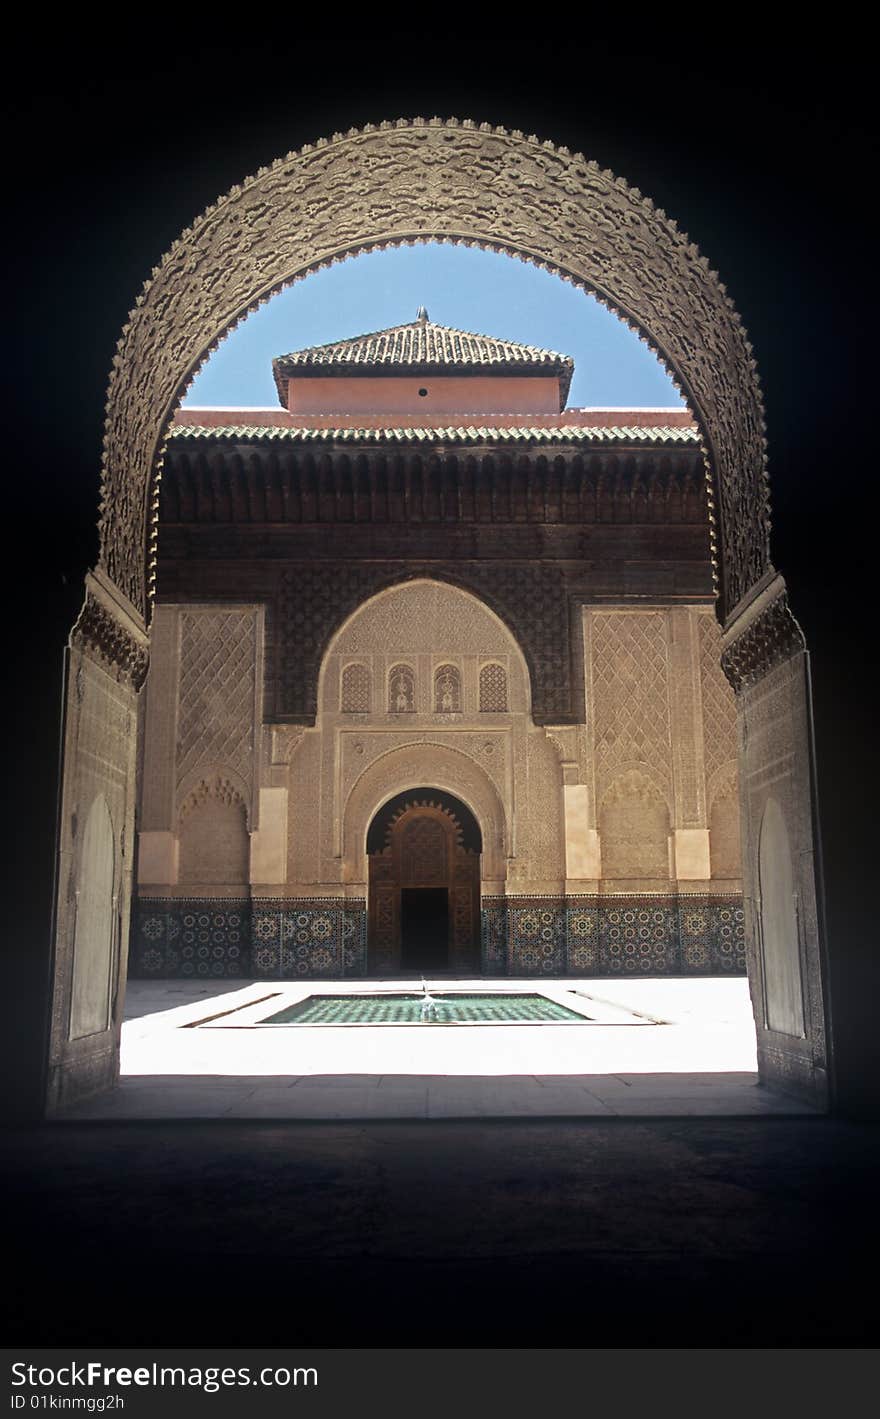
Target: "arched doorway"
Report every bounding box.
[46,119,831,1112]
[367,791,481,975]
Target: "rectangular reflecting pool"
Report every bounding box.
[260,993,591,1026]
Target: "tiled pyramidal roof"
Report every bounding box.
[272,311,575,408]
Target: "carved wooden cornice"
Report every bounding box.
[720,579,805,692]
[159,442,707,528]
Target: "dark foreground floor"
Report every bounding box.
[2,1117,878,1346]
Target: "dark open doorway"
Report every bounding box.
[400,888,449,972]
[367,790,481,975]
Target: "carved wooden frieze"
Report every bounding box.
[99,120,770,622]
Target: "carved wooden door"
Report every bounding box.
[368,800,480,973]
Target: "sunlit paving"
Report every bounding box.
[57,975,815,1119]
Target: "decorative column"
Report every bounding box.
[249,787,289,887]
[547,724,601,887]
[667,607,711,880]
[136,604,179,887]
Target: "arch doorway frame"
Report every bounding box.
[366,791,483,976]
[46,118,831,1112]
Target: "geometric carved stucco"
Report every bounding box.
[340,663,371,713]
[698,611,739,787]
[97,119,770,627]
[591,610,673,807]
[176,608,258,786]
[479,662,508,712]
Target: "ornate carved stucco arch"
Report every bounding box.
[50,117,830,1112]
[342,742,508,884]
[317,574,532,716]
[97,117,773,629]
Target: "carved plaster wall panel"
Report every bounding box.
[335,732,511,825]
[339,741,509,885]
[736,637,827,1105]
[69,795,116,1042]
[590,609,673,807]
[178,792,249,886]
[175,607,261,794]
[708,763,742,878]
[523,731,566,884]
[292,579,537,888]
[667,608,706,829]
[285,731,323,886]
[599,769,671,881]
[48,627,141,1111]
[138,604,263,891]
[583,604,742,886]
[324,579,528,712]
[139,605,179,832]
[279,562,561,719]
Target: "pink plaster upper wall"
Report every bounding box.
[174,407,696,430]
[288,374,563,416]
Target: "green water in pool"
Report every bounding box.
[261,993,589,1025]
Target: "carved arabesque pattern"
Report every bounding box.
[279,562,567,722]
[99,119,770,623]
[388,664,415,713]
[434,664,461,713]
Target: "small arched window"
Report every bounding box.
[388,664,416,714]
[434,664,461,713]
[479,662,508,712]
[341,663,371,713]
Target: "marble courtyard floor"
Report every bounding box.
[57,976,816,1119]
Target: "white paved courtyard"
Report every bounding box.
[59,976,817,1118]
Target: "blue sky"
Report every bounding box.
[183,242,683,409]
